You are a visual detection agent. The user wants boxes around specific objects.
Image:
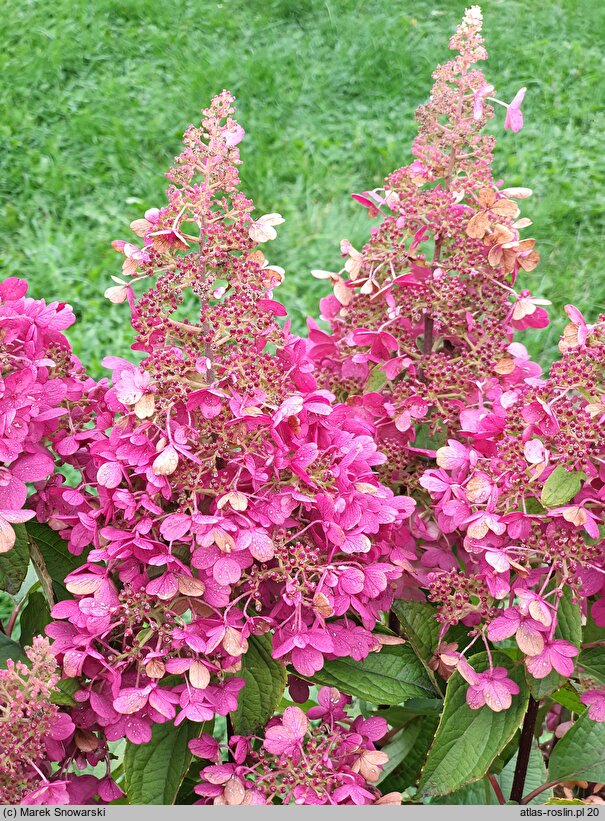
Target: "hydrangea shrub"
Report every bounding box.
[0,6,603,806]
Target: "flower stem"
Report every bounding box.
[521,779,560,805]
[510,695,540,803]
[487,772,506,805]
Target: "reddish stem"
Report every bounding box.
[521,779,560,805]
[510,695,540,803]
[487,772,506,805]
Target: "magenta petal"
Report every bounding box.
[124,717,152,744]
[550,649,576,678]
[484,680,513,712]
[488,611,520,642]
[12,451,55,482]
[0,277,28,300]
[0,474,27,510]
[213,557,242,586]
[146,572,178,600]
[466,685,486,710]
[113,688,149,715]
[525,650,551,680]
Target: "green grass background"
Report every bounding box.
[1,0,604,376]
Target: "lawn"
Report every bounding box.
[1,0,604,377]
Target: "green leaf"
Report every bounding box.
[0,632,26,668]
[489,731,521,775]
[392,600,444,696]
[433,778,496,805]
[124,719,207,804]
[0,591,13,625]
[379,715,437,785]
[26,521,85,603]
[51,677,80,708]
[379,713,440,793]
[0,524,30,595]
[579,647,605,686]
[549,712,605,783]
[18,590,51,648]
[175,719,215,805]
[498,742,551,804]
[525,497,546,515]
[392,601,440,660]
[231,634,287,736]
[551,685,585,714]
[545,799,585,806]
[556,586,582,647]
[418,652,528,797]
[413,422,447,452]
[540,466,583,508]
[174,760,207,805]
[306,645,435,705]
[372,699,442,727]
[364,364,388,393]
[582,613,604,645]
[527,671,566,703]
[527,586,582,699]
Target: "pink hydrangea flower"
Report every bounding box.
[263,706,308,760]
[525,639,579,680]
[465,667,521,712]
[504,87,526,132]
[580,689,605,723]
[192,690,396,805]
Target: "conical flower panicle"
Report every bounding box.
[308,5,544,490]
[36,93,415,756]
[308,8,604,719]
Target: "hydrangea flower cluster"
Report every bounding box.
[1,637,121,805]
[422,306,605,703]
[2,5,603,808]
[307,6,543,477]
[306,6,603,714]
[190,687,398,805]
[0,278,87,552]
[36,91,414,751]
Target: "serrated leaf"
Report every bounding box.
[379,713,440,793]
[498,742,551,804]
[556,586,582,647]
[124,719,207,804]
[413,422,447,452]
[305,645,435,705]
[379,715,436,785]
[583,613,603,645]
[545,799,586,805]
[364,364,388,393]
[0,523,29,595]
[51,677,80,708]
[433,778,496,805]
[579,647,605,686]
[551,685,585,714]
[231,634,287,736]
[540,466,583,508]
[392,600,444,697]
[26,521,85,603]
[489,731,521,775]
[372,699,442,727]
[174,759,207,805]
[526,587,582,698]
[549,712,605,783]
[175,719,215,805]
[0,632,26,668]
[0,591,13,625]
[418,652,528,797]
[19,590,51,648]
[525,497,546,515]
